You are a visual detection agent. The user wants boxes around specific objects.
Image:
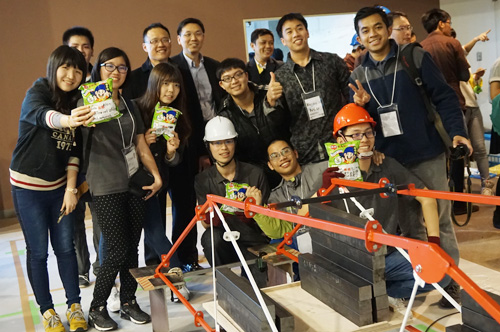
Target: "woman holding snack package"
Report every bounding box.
[82,47,162,331]
[10,45,93,332]
[134,63,192,298]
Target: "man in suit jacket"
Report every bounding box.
[123,23,173,100]
[246,28,283,86]
[170,18,223,272]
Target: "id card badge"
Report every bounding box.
[377,103,403,137]
[122,144,139,178]
[301,91,325,121]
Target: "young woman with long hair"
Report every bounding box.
[84,47,162,330]
[10,45,93,332]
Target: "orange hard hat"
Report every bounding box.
[333,103,377,137]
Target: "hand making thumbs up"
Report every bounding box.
[267,72,283,107]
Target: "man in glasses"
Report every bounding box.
[388,11,413,45]
[195,116,270,286]
[123,23,172,99]
[216,58,288,187]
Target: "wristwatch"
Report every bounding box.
[66,187,78,194]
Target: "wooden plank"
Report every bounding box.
[130,266,183,291]
[299,253,373,301]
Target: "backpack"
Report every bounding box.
[398,43,453,151]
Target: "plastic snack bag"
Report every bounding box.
[79,78,121,125]
[150,103,182,140]
[221,182,249,214]
[324,141,363,181]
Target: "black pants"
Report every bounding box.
[90,192,145,308]
[169,152,198,265]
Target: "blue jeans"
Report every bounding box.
[385,249,450,299]
[144,196,181,268]
[12,186,80,314]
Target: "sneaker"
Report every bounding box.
[66,303,88,332]
[42,309,66,332]
[438,280,461,309]
[88,306,117,331]
[120,299,151,324]
[481,179,494,196]
[78,274,90,288]
[388,297,413,319]
[107,285,120,313]
[181,261,204,273]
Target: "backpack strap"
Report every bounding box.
[399,43,453,150]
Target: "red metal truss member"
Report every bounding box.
[151,178,500,331]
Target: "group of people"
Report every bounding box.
[9,5,498,332]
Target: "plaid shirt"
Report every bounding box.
[275,49,350,164]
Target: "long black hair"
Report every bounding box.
[46,45,87,114]
[135,62,191,143]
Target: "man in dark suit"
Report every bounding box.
[170,18,223,272]
[122,23,172,100]
[246,29,283,86]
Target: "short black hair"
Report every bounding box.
[421,8,450,33]
[251,28,274,44]
[267,139,296,160]
[354,6,390,35]
[216,58,246,81]
[276,13,308,38]
[177,18,205,36]
[387,11,408,27]
[143,23,170,42]
[62,26,94,48]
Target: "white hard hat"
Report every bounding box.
[204,116,238,142]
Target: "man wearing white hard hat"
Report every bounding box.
[195,116,270,286]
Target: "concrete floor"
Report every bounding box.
[1,177,500,332]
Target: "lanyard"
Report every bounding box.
[117,96,135,149]
[364,46,400,107]
[294,62,315,94]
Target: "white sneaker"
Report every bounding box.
[388,296,413,319]
[107,285,120,313]
[172,283,191,302]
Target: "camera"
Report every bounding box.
[449,144,469,160]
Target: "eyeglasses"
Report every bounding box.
[269,147,293,161]
[220,71,245,83]
[149,37,171,46]
[181,31,204,39]
[209,139,235,147]
[393,25,413,32]
[101,63,128,74]
[343,130,376,140]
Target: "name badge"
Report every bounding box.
[122,144,139,178]
[377,103,403,137]
[301,91,325,121]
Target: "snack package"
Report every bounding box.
[79,78,121,125]
[221,182,249,214]
[150,103,182,140]
[325,141,363,181]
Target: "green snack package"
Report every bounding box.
[324,141,363,181]
[150,103,182,140]
[79,78,122,125]
[221,182,249,214]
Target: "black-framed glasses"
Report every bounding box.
[209,139,235,147]
[100,63,128,74]
[149,37,171,46]
[393,25,413,32]
[343,130,376,140]
[220,71,245,83]
[269,147,293,161]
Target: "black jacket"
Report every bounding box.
[246,58,283,86]
[122,58,155,100]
